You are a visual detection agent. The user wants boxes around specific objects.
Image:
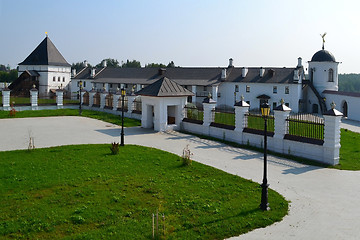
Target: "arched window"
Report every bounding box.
[328,68,334,82]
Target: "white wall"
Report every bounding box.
[323,93,360,121]
[218,82,302,112]
[309,61,339,94]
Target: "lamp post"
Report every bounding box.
[79,81,83,116]
[260,102,270,211]
[120,88,126,146]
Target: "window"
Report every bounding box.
[83,81,86,88]
[273,86,277,94]
[125,84,128,88]
[246,85,250,93]
[109,83,113,88]
[58,77,60,82]
[328,68,334,82]
[285,102,290,107]
[62,77,65,82]
[285,86,289,94]
[235,85,239,92]
[203,86,207,91]
[273,102,277,109]
[53,77,56,82]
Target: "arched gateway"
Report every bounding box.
[136,77,194,132]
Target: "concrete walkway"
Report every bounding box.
[1,116,360,239]
[341,118,360,133]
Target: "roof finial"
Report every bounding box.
[45,32,48,37]
[320,32,327,50]
[240,95,244,101]
[331,101,336,110]
[280,98,285,105]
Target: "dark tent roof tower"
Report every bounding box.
[19,36,71,67]
[136,77,194,97]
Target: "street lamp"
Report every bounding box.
[79,81,83,116]
[120,88,126,146]
[260,102,270,211]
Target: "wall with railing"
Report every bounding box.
[181,98,342,165]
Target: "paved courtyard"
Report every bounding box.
[0,116,360,239]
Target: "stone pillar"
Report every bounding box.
[56,89,64,109]
[323,102,343,165]
[30,86,38,110]
[89,89,96,107]
[212,86,218,102]
[191,85,197,103]
[127,94,136,113]
[234,96,250,132]
[100,90,108,109]
[273,100,292,153]
[113,90,121,111]
[202,95,216,127]
[273,100,292,139]
[2,86,10,110]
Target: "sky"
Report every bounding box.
[1,0,360,73]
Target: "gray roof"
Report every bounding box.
[323,90,360,98]
[136,77,194,97]
[74,66,300,86]
[19,37,71,67]
[311,49,336,62]
[225,67,297,84]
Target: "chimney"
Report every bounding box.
[84,60,88,67]
[158,68,166,75]
[259,67,265,77]
[294,69,299,81]
[228,58,233,68]
[221,68,227,80]
[72,69,76,77]
[297,57,302,68]
[102,60,107,67]
[90,68,96,78]
[242,67,248,77]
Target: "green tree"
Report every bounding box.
[96,58,121,68]
[145,63,167,68]
[121,59,141,68]
[71,62,91,72]
[0,69,18,82]
[167,61,176,68]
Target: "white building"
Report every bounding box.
[11,36,71,97]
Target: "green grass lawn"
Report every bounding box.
[334,129,360,170]
[0,109,141,127]
[0,145,289,239]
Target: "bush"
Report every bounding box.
[110,142,120,155]
[182,145,193,166]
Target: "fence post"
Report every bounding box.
[273,100,291,153]
[80,89,85,106]
[100,88,107,109]
[89,88,96,107]
[30,85,38,110]
[127,94,136,113]
[113,89,121,111]
[56,88,64,109]
[323,102,343,165]
[202,94,216,127]
[234,96,249,132]
[2,84,10,110]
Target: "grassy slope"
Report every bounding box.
[0,145,288,239]
[0,109,141,127]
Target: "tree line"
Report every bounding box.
[0,64,17,82]
[71,58,177,72]
[338,74,360,93]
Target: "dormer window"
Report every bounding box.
[328,68,334,82]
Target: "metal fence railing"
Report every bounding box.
[105,94,113,109]
[132,97,142,114]
[183,105,203,124]
[286,113,324,141]
[210,107,235,129]
[117,96,128,112]
[244,112,275,135]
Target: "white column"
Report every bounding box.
[234,101,250,132]
[89,90,96,107]
[127,95,136,113]
[323,104,343,165]
[30,87,38,110]
[100,92,107,109]
[2,88,10,110]
[212,86,218,102]
[56,89,64,109]
[203,102,216,126]
[191,85,197,103]
[113,93,120,111]
[136,84,142,92]
[274,110,291,139]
